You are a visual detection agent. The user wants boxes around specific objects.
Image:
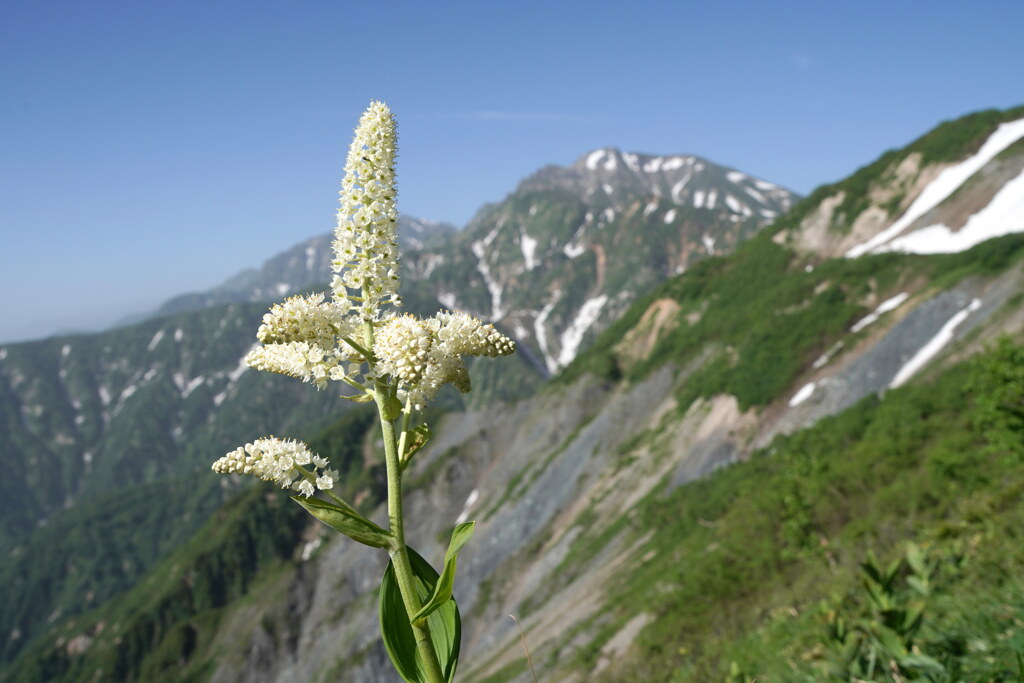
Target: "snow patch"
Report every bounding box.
[120,384,138,402]
[883,167,1024,254]
[147,329,165,351]
[0,348,6,361]
[564,241,587,259]
[755,179,777,191]
[602,182,614,195]
[850,292,910,333]
[813,341,844,369]
[61,344,71,358]
[706,190,718,209]
[471,225,506,319]
[702,234,716,255]
[184,376,205,397]
[228,352,251,383]
[847,117,1024,257]
[174,328,183,342]
[98,386,111,406]
[305,245,317,271]
[727,171,747,183]
[890,298,981,388]
[661,157,687,171]
[437,292,458,310]
[664,209,677,224]
[455,489,479,525]
[725,195,743,213]
[275,283,290,296]
[557,295,608,367]
[789,382,816,407]
[300,536,323,562]
[693,190,706,209]
[585,150,606,170]
[671,174,692,202]
[622,152,640,172]
[643,200,659,218]
[744,186,767,204]
[534,298,560,374]
[520,230,539,271]
[643,157,663,173]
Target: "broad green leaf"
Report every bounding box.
[411,522,475,623]
[379,547,461,682]
[341,393,374,403]
[292,496,392,549]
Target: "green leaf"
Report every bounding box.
[898,653,946,674]
[402,424,433,470]
[382,392,403,420]
[341,392,374,403]
[291,496,392,549]
[379,547,462,682]
[411,522,475,623]
[873,624,909,657]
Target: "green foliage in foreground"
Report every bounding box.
[583,337,1024,681]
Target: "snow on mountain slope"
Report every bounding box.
[847,117,1024,256]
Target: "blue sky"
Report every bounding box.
[2,1,1023,343]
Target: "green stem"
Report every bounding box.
[365,318,445,683]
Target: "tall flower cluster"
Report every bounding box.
[331,101,401,321]
[211,101,511,683]
[213,100,514,488]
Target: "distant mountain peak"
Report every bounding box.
[517,147,796,220]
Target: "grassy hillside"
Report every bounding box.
[571,335,1024,681]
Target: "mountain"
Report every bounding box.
[407,148,796,374]
[7,105,1024,681]
[153,215,457,318]
[0,148,793,671]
